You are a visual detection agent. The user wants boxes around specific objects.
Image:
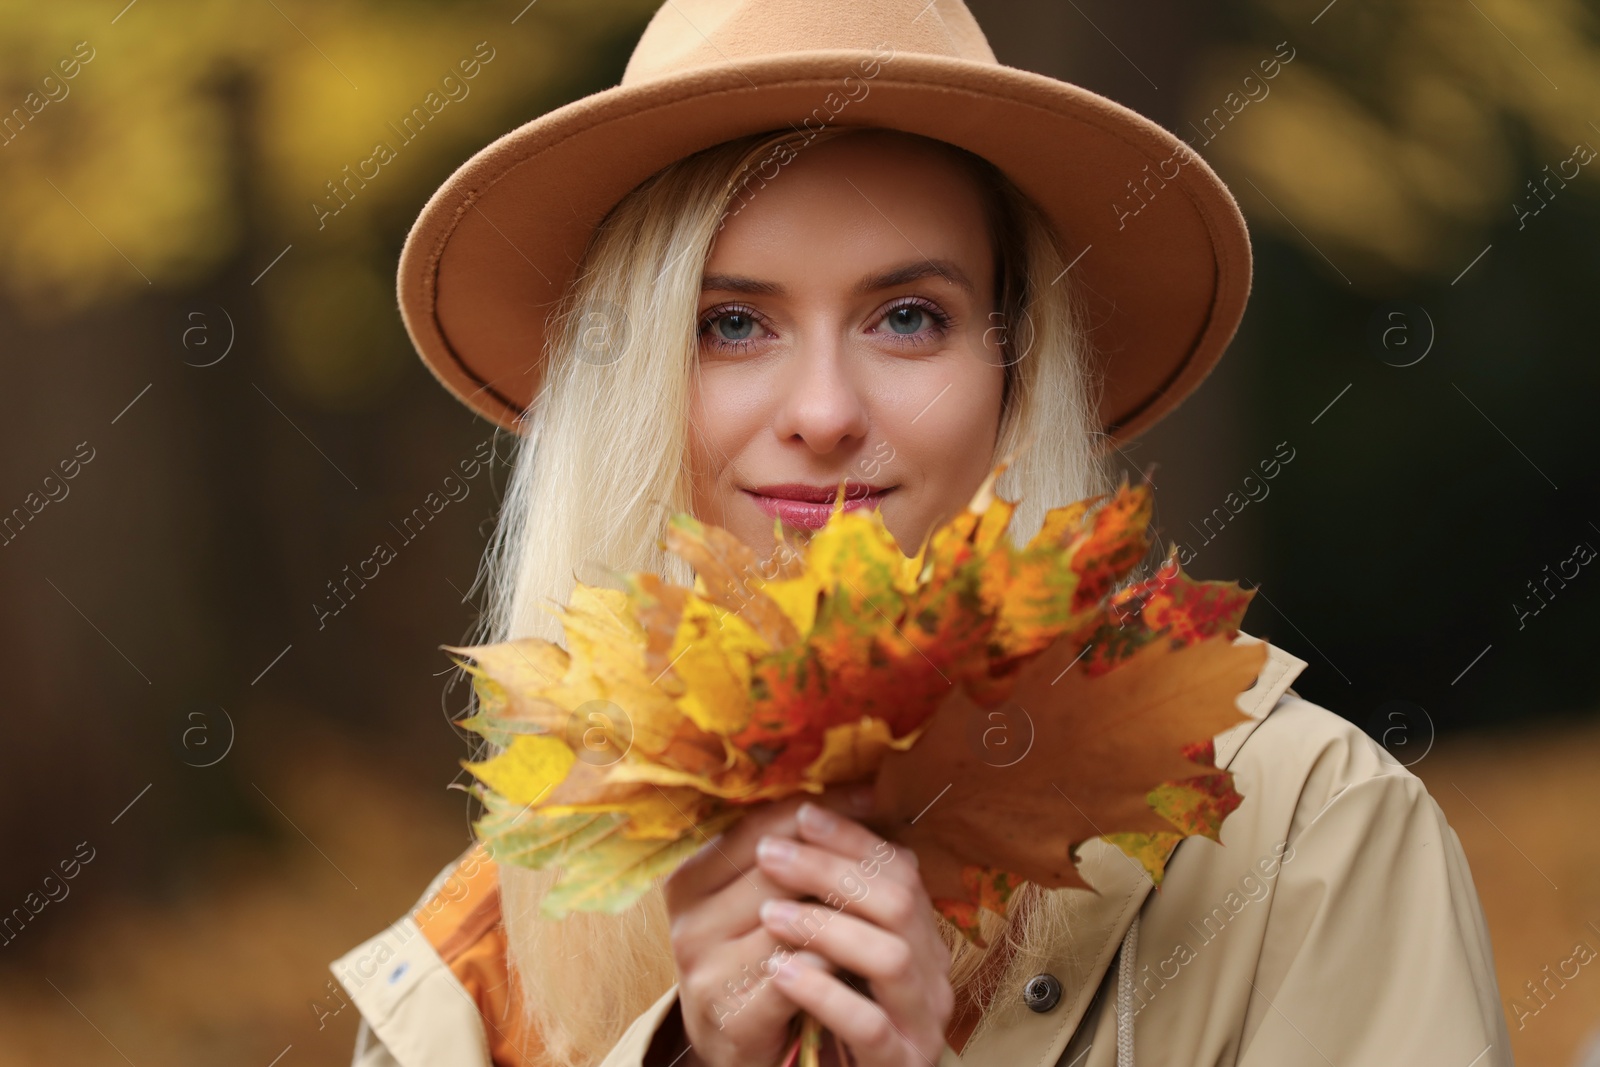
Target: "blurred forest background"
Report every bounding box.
[1,0,1597,1063]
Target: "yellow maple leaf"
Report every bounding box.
[463,734,575,807]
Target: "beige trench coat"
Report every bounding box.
[329,634,1515,1067]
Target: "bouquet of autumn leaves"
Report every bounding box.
[446,461,1268,944]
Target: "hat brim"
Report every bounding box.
[397,50,1251,446]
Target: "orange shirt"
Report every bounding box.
[411,844,544,1067]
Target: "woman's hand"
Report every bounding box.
[758,799,955,1067]
[664,789,954,1067]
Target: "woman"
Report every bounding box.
[329,3,1512,1065]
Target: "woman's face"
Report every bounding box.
[688,131,1008,558]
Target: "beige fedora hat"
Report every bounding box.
[397,0,1251,447]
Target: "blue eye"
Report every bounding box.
[886,305,925,334]
[712,312,756,341]
[873,299,954,347]
[698,305,769,353]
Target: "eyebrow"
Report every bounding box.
[701,257,978,298]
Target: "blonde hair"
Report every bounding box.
[468,125,1116,1066]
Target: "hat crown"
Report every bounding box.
[622,0,997,84]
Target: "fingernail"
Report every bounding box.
[756,835,797,864]
[760,899,801,925]
[784,953,825,979]
[797,802,837,837]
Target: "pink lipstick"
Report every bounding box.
[742,481,894,530]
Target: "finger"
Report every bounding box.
[663,830,737,910]
[670,807,876,961]
[669,855,795,961]
[758,900,948,1032]
[728,783,877,858]
[755,835,929,939]
[684,929,814,1041]
[771,954,940,1067]
[794,801,917,882]
[664,796,808,906]
[664,788,875,907]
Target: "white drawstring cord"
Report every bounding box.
[1115,912,1141,1067]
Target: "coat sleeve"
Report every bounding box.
[1237,769,1513,1066]
[596,983,967,1066]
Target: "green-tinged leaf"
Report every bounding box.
[1102,831,1184,886]
[453,711,553,750]
[541,806,742,916]
[1147,773,1245,840]
[477,798,629,870]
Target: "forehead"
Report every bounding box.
[704,131,996,290]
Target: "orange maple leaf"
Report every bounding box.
[869,631,1263,933]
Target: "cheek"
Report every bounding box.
[685,383,721,507]
[929,371,1004,473]
[878,356,1005,525]
[686,381,715,467]
[687,366,763,487]
[911,345,1005,447]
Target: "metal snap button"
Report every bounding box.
[1022,973,1062,1013]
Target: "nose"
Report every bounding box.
[770,332,870,454]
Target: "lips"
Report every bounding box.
[743,482,894,530]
